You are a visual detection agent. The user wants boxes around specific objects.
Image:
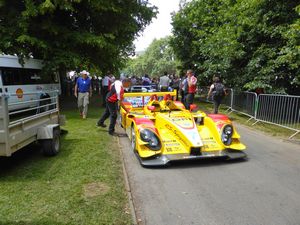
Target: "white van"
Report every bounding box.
[0,55,60,111]
[0,55,63,157]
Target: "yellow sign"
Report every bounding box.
[16,88,23,98]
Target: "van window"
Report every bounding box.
[0,67,58,85]
[1,68,22,85]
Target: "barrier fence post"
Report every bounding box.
[254,95,258,120]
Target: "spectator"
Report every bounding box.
[120,73,126,81]
[171,75,180,100]
[101,71,113,107]
[97,80,124,135]
[91,76,97,94]
[184,69,197,109]
[66,77,73,96]
[111,74,116,83]
[97,76,102,95]
[179,74,187,103]
[131,76,137,85]
[94,76,100,95]
[74,70,92,119]
[122,76,132,92]
[207,76,226,114]
[142,74,151,85]
[159,71,170,91]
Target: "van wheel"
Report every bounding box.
[41,129,60,156]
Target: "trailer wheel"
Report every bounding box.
[41,129,60,156]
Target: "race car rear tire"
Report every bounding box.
[131,125,136,152]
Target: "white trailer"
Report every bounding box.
[0,91,64,156]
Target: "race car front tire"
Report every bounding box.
[131,125,137,152]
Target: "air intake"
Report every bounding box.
[190,147,201,155]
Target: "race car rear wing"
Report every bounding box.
[123,90,177,108]
[124,90,177,98]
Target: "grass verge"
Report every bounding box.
[0,96,132,225]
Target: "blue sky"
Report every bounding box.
[134,0,180,52]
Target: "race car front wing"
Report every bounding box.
[136,149,247,166]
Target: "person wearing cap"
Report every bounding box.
[74,70,92,119]
[96,80,124,135]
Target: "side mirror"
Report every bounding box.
[147,106,156,111]
[190,104,197,111]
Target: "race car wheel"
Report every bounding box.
[131,125,136,152]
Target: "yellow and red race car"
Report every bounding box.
[119,90,246,166]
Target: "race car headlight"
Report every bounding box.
[139,129,161,151]
[221,125,233,145]
[224,125,233,135]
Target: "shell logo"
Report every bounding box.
[16,88,23,98]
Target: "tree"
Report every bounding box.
[171,0,300,94]
[123,36,180,77]
[0,0,157,74]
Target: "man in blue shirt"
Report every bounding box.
[74,70,92,119]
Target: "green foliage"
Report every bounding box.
[123,36,180,77]
[171,0,300,94]
[243,77,273,91]
[0,0,157,73]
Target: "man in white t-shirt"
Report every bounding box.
[159,72,170,91]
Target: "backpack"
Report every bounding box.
[213,82,225,97]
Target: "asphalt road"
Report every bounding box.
[117,124,300,225]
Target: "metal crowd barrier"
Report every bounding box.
[223,88,233,110]
[197,86,300,139]
[230,91,257,120]
[254,94,300,138]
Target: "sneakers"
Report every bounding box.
[108,131,115,135]
[96,123,107,128]
[82,114,86,119]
